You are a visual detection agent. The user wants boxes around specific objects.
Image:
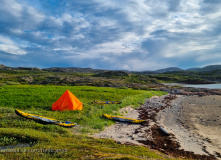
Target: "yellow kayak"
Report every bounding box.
[103,114,145,124]
[15,109,76,127]
[93,101,122,104]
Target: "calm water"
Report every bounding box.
[183,83,221,89]
[166,83,221,89]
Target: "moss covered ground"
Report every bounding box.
[0,85,172,159]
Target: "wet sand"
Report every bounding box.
[157,95,221,158]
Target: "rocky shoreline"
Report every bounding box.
[94,87,221,159]
[138,94,220,159]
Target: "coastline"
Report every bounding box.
[94,88,221,159]
[164,83,221,89]
[156,95,221,159]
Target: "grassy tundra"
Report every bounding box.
[0,85,169,159]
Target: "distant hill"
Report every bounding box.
[197,65,221,72]
[186,67,201,71]
[1,64,221,74]
[42,67,108,73]
[155,67,183,73]
[0,64,6,68]
[151,65,221,73]
[1,64,221,84]
[0,65,40,71]
[185,65,221,72]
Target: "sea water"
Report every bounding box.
[166,83,221,89]
[183,83,221,89]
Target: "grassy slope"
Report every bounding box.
[0,85,170,159]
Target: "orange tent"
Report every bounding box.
[52,90,83,111]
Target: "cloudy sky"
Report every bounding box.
[0,0,221,71]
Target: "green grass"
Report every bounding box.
[0,85,165,131]
[0,85,170,159]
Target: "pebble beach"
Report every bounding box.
[94,88,221,159]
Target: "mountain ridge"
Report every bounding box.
[1,64,221,74]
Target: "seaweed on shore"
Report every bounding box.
[137,94,217,160]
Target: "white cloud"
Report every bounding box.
[57,0,221,70]
[26,6,45,24]
[60,13,91,30]
[1,0,221,70]
[0,0,23,18]
[197,53,221,62]
[10,29,23,35]
[163,41,216,58]
[0,35,26,55]
[119,58,169,71]
[54,46,77,51]
[0,44,26,55]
